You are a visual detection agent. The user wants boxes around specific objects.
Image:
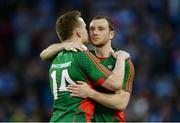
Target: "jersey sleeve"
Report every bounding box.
[122,59,135,93]
[73,51,112,86]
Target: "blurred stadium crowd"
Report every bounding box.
[0,0,180,121]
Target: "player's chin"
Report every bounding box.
[91,42,103,47]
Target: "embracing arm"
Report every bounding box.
[40,43,64,61]
[102,56,126,90]
[40,41,87,62]
[90,89,130,110]
[67,81,131,110]
[101,51,131,90]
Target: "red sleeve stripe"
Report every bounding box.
[126,59,135,93]
[84,51,112,77]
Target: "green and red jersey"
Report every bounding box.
[90,50,135,122]
[49,50,112,122]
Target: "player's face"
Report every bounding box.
[89,19,114,47]
[78,17,89,44]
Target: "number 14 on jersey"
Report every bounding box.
[51,69,75,100]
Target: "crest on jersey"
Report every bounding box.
[107,65,113,70]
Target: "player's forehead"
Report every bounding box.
[90,19,108,28]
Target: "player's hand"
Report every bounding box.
[67,81,94,98]
[112,50,130,60]
[63,41,87,52]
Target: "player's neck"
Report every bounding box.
[95,41,113,58]
[68,37,82,43]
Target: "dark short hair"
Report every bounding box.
[92,16,114,31]
[56,11,81,41]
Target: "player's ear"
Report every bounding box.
[76,28,82,37]
[109,30,115,40]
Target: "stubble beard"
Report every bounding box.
[91,40,107,48]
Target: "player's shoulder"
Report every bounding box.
[56,50,70,57]
[73,50,100,61]
[73,50,93,56]
[125,59,134,74]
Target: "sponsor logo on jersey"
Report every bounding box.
[52,61,72,69]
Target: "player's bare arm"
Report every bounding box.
[67,81,131,111]
[40,41,87,61]
[101,50,130,90]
